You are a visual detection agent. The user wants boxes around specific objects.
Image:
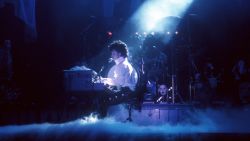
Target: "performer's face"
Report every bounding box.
[111,50,121,60]
[158,85,167,96]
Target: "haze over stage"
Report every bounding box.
[1,0,250,140]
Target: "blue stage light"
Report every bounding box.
[131,0,193,33]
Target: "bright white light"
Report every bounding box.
[80,113,99,124]
[132,0,193,32]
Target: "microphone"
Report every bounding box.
[99,66,104,74]
[108,58,113,63]
[98,58,112,74]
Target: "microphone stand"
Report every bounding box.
[95,66,104,83]
[96,58,114,83]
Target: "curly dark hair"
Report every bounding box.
[108,40,128,57]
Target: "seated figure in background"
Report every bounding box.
[155,83,169,103]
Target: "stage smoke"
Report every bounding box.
[0,107,250,140]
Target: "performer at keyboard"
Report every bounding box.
[102,40,138,93]
[97,40,138,117]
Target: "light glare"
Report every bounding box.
[132,0,193,32]
[80,113,99,124]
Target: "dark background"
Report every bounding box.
[1,0,250,104]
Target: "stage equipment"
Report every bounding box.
[144,80,156,101]
[63,66,104,92]
[106,102,192,124]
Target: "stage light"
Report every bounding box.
[107,31,112,36]
[131,0,193,33]
[175,31,179,35]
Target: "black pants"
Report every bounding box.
[97,87,134,117]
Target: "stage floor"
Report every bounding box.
[1,102,250,140]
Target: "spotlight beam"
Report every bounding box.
[131,0,193,33]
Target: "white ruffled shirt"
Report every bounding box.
[106,57,138,91]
